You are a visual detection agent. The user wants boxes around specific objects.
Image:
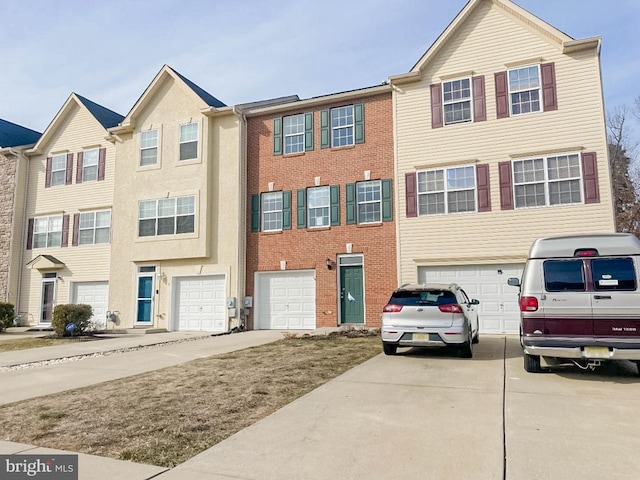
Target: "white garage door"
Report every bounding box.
[257,271,316,329]
[73,281,109,330]
[174,275,226,332]
[418,264,524,334]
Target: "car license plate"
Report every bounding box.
[413,333,429,341]
[584,346,609,358]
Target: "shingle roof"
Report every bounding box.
[171,67,226,108]
[0,119,41,148]
[75,94,124,129]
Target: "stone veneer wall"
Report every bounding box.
[0,153,17,302]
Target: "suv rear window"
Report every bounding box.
[592,257,636,291]
[543,260,585,292]
[391,290,456,306]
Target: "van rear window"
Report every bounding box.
[543,260,585,292]
[390,290,457,306]
[591,258,636,291]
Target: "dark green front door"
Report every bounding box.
[340,265,364,324]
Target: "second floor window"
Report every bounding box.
[357,180,382,224]
[138,196,195,237]
[443,78,471,125]
[331,106,354,147]
[417,166,476,215]
[34,215,63,248]
[283,114,305,154]
[51,154,67,186]
[509,65,541,115]
[261,192,283,232]
[179,123,198,161]
[513,154,582,208]
[79,210,111,245]
[140,129,158,166]
[308,186,330,228]
[82,149,99,182]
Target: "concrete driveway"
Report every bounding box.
[162,335,640,480]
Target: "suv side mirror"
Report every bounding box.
[470,299,480,305]
[507,277,520,287]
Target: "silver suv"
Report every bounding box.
[381,283,480,357]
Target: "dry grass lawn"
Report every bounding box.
[0,334,381,467]
[0,336,76,352]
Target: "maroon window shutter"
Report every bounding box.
[76,152,84,184]
[541,62,558,112]
[430,84,443,129]
[476,164,491,212]
[495,71,509,119]
[582,152,600,204]
[405,172,418,217]
[45,157,52,188]
[62,214,70,247]
[72,213,80,246]
[472,76,486,122]
[498,161,514,210]
[26,218,34,250]
[65,153,74,185]
[98,148,106,181]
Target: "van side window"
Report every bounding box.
[543,260,585,292]
[591,258,637,291]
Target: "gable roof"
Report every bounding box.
[391,0,596,83]
[0,119,41,148]
[113,65,227,132]
[28,93,124,155]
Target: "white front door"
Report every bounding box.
[174,275,226,332]
[418,264,524,334]
[73,281,109,329]
[257,271,316,329]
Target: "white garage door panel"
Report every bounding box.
[258,271,316,330]
[73,282,109,330]
[175,276,226,332]
[418,264,523,334]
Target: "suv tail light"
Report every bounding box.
[520,296,539,312]
[438,304,463,314]
[383,304,403,313]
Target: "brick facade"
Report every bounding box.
[245,91,396,329]
[0,153,17,302]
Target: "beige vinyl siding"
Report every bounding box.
[395,0,613,283]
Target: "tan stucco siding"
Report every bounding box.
[394,0,613,284]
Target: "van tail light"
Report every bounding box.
[383,304,403,313]
[520,296,539,312]
[438,304,463,314]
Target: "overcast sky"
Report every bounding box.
[1,0,639,135]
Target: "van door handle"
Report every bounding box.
[594,295,612,300]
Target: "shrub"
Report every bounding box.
[0,303,14,332]
[52,304,93,337]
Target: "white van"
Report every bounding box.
[508,233,640,374]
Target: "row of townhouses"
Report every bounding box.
[0,0,614,335]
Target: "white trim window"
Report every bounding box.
[34,214,63,248]
[513,154,582,208]
[331,106,354,147]
[357,180,381,224]
[79,210,111,245]
[261,191,283,232]
[308,186,330,228]
[179,123,199,161]
[82,148,99,182]
[138,196,195,237]
[508,65,541,115]
[417,166,476,215]
[443,78,472,125]
[140,129,158,166]
[283,114,304,154]
[51,154,67,186]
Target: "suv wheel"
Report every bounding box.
[383,343,397,356]
[459,330,473,358]
[524,353,542,373]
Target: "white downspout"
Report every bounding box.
[233,106,248,330]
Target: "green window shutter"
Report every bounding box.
[282,190,292,230]
[251,194,261,232]
[273,117,282,155]
[346,182,356,224]
[305,112,314,151]
[320,109,330,149]
[330,185,340,226]
[297,188,307,228]
[382,179,393,222]
[354,103,364,144]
